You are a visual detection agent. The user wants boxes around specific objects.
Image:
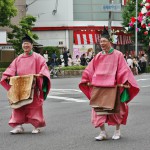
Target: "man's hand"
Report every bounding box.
[82,82,92,86]
[35,74,43,77]
[87,82,92,86]
[118,84,130,88]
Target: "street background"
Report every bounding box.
[0,74,150,150]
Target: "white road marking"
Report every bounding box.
[47,95,88,102]
[141,85,150,88]
[50,89,82,95]
[48,89,88,102]
[137,78,150,81]
[48,77,150,102]
[51,89,82,92]
[136,78,150,87]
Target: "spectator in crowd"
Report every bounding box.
[50,58,56,68]
[127,55,133,73]
[47,57,52,69]
[133,57,140,75]
[43,50,49,64]
[86,48,93,59]
[51,51,57,66]
[60,54,65,67]
[123,54,127,61]
[68,54,73,66]
[80,53,87,66]
[63,48,69,67]
[74,55,81,66]
[90,52,95,61]
[139,54,147,73]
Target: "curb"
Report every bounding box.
[0,70,83,79]
[50,70,83,78]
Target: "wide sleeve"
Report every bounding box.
[36,55,51,100]
[79,57,95,100]
[116,53,140,102]
[0,59,17,90]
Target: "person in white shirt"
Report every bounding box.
[60,55,65,67]
[127,55,133,70]
[43,51,49,63]
[68,54,73,66]
[139,54,147,73]
[74,55,81,66]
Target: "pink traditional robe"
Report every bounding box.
[0,52,51,128]
[79,50,139,127]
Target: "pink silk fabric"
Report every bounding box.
[0,52,51,128]
[79,50,139,127]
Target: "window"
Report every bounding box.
[73,0,123,21]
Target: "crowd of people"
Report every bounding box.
[43,49,95,69]
[42,48,96,78]
[43,48,148,77]
[125,54,147,75]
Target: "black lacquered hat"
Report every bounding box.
[101,26,111,41]
[22,34,33,44]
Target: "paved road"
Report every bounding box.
[0,74,150,150]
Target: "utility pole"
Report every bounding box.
[108,0,112,35]
[135,0,138,56]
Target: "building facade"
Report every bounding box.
[0,0,26,62]
[0,0,131,62]
[27,0,131,58]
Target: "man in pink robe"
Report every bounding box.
[79,27,139,140]
[0,34,51,134]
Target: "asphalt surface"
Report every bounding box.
[0,74,150,150]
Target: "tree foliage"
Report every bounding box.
[122,0,150,49]
[122,1,137,27]
[43,46,60,58]
[8,15,38,55]
[0,0,17,26]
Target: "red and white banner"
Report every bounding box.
[74,31,132,45]
[122,0,129,5]
[117,35,132,45]
[74,31,100,45]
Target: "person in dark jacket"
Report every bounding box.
[63,48,69,67]
[80,53,87,66]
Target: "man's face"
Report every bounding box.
[100,38,111,51]
[22,41,33,54]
